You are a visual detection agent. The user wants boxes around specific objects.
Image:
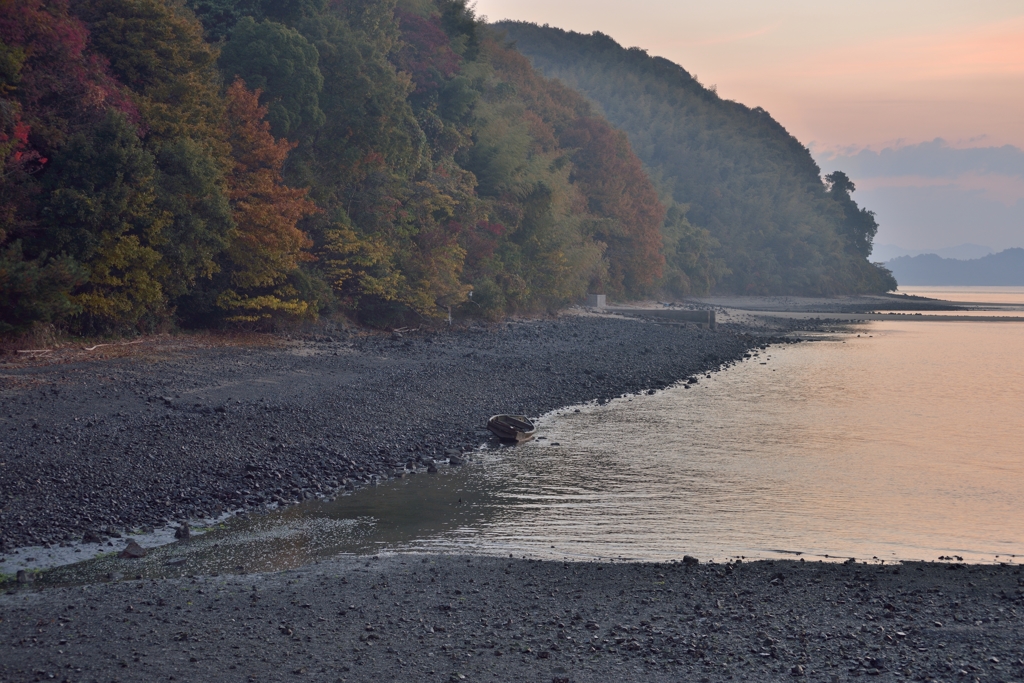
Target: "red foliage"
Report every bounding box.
[393,9,461,95]
[461,219,505,264]
[0,0,137,146]
[223,78,318,289]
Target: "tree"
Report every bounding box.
[561,116,665,296]
[41,110,168,331]
[218,17,325,139]
[214,78,319,322]
[825,170,878,259]
[74,0,236,301]
[496,21,898,295]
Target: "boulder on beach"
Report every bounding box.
[119,539,147,559]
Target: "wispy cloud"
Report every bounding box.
[817,138,1024,177]
[854,172,1024,206]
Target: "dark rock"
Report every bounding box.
[15,569,32,584]
[683,555,699,566]
[82,530,103,544]
[448,455,465,466]
[119,539,147,559]
[174,524,190,541]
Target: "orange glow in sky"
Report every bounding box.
[477,1,1024,151]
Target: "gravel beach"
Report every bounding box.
[0,314,768,553]
[4,309,1021,683]
[2,554,1021,682]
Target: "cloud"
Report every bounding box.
[852,171,1024,206]
[816,140,1024,250]
[817,139,1024,180]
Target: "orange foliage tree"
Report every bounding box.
[217,78,319,322]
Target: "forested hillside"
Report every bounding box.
[1,0,665,333]
[495,22,897,296]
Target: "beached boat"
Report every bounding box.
[487,414,537,442]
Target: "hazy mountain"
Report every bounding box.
[872,243,994,262]
[494,21,896,295]
[885,249,1024,286]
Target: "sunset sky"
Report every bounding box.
[477,0,1024,253]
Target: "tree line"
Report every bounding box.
[1,0,667,333]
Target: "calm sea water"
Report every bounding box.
[45,289,1024,582]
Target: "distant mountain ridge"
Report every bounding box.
[872,243,994,262]
[885,249,1024,286]
[494,21,896,296]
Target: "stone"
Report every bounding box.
[82,530,103,544]
[682,555,699,566]
[448,455,465,466]
[119,539,147,559]
[16,569,32,584]
[174,523,190,541]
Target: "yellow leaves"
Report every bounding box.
[71,231,164,325]
[215,288,310,323]
[322,224,403,303]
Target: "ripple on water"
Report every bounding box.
[40,318,1024,584]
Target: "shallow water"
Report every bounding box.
[42,302,1024,584]
[434,320,1024,564]
[897,285,1024,307]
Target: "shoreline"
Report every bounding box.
[1,312,797,557]
[3,302,1024,681]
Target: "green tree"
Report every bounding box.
[218,17,325,139]
[496,21,897,295]
[825,171,877,259]
[74,0,236,303]
[41,110,168,330]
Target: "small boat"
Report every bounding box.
[487,414,537,442]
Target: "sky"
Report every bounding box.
[475,0,1024,254]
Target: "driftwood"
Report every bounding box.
[83,339,146,351]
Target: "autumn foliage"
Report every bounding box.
[218,79,318,321]
[1,0,675,333]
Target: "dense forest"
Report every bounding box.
[495,22,897,296]
[0,0,667,333]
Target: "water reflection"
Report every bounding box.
[47,317,1024,585]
